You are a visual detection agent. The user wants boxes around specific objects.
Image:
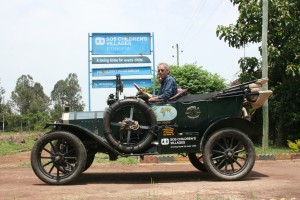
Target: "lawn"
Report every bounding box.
[0,132,38,156]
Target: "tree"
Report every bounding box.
[51,73,85,114]
[10,75,50,131]
[171,64,226,94]
[0,80,5,114]
[216,0,300,145]
[0,80,5,131]
[11,75,50,115]
[0,80,4,104]
[147,64,226,94]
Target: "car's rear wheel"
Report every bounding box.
[203,128,255,181]
[188,153,207,172]
[31,131,87,185]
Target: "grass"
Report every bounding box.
[255,145,291,155]
[0,132,38,156]
[93,153,139,164]
[0,131,33,135]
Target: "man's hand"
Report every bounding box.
[134,83,153,98]
[149,96,160,102]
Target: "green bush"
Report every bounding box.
[287,139,300,153]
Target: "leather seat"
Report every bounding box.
[169,88,188,101]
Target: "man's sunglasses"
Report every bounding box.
[158,69,165,72]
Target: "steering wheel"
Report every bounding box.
[134,83,143,93]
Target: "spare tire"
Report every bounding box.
[103,99,157,153]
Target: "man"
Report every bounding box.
[149,63,177,102]
[136,63,176,102]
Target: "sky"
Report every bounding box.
[0,0,261,111]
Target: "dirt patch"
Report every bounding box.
[0,152,300,199]
[0,151,31,167]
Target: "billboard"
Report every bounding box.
[88,32,155,111]
[92,33,151,55]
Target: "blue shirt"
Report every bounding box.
[157,75,177,100]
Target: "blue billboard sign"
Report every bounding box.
[92,79,152,88]
[91,33,151,55]
[92,67,151,77]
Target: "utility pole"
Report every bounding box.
[172,44,183,67]
[176,44,179,67]
[262,0,269,153]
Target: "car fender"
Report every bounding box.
[44,123,122,155]
[199,117,261,151]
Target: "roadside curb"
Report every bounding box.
[140,153,300,163]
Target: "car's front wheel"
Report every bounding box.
[31,131,87,185]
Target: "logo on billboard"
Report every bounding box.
[95,37,105,45]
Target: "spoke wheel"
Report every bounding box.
[203,128,255,181]
[103,99,157,153]
[188,153,207,172]
[31,131,87,185]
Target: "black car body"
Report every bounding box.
[31,76,272,185]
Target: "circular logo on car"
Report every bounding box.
[185,106,201,119]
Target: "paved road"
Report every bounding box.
[0,155,299,200]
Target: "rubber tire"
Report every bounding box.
[203,128,256,181]
[188,153,208,172]
[103,99,157,153]
[83,153,95,172]
[31,131,87,185]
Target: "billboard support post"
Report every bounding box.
[88,33,91,111]
[152,32,156,95]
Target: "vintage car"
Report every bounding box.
[30,75,272,185]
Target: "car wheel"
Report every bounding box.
[203,128,256,181]
[31,131,87,185]
[84,153,95,172]
[188,153,207,172]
